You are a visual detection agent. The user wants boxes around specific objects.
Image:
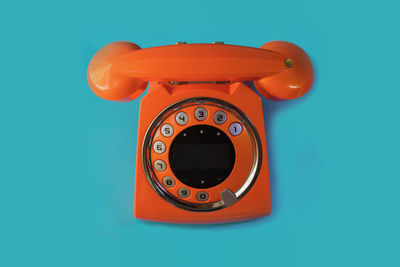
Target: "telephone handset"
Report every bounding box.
[87,41,314,223]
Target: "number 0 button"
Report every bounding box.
[178,187,191,198]
[153,141,166,154]
[214,110,227,124]
[161,124,174,137]
[196,191,209,202]
[162,177,175,188]
[154,160,167,172]
[176,111,189,125]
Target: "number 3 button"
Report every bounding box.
[195,107,208,121]
[153,141,166,154]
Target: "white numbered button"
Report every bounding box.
[153,160,167,172]
[175,111,189,125]
[161,124,174,137]
[196,191,209,202]
[229,122,243,136]
[178,187,191,198]
[162,176,175,188]
[153,141,166,154]
[194,107,208,121]
[214,110,227,124]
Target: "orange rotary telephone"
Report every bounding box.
[87,41,314,223]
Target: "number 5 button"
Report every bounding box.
[161,124,174,137]
[153,141,166,154]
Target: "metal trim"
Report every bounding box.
[141,97,262,212]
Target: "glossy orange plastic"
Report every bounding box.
[149,103,254,205]
[254,41,314,100]
[87,41,314,223]
[87,41,314,102]
[134,82,271,223]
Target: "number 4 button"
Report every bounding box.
[176,111,189,125]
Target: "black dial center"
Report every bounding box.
[169,125,235,189]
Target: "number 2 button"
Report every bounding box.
[214,110,227,124]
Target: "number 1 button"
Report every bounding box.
[229,122,242,136]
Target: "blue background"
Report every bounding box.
[1,0,399,266]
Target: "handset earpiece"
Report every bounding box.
[87,41,148,102]
[253,41,314,101]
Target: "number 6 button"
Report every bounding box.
[153,141,166,154]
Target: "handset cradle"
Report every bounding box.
[87,41,314,223]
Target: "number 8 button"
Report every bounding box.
[162,177,175,187]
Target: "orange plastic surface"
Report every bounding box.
[87,42,148,102]
[87,41,314,102]
[86,41,314,223]
[134,82,271,223]
[254,41,314,100]
[113,44,286,81]
[149,104,254,204]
